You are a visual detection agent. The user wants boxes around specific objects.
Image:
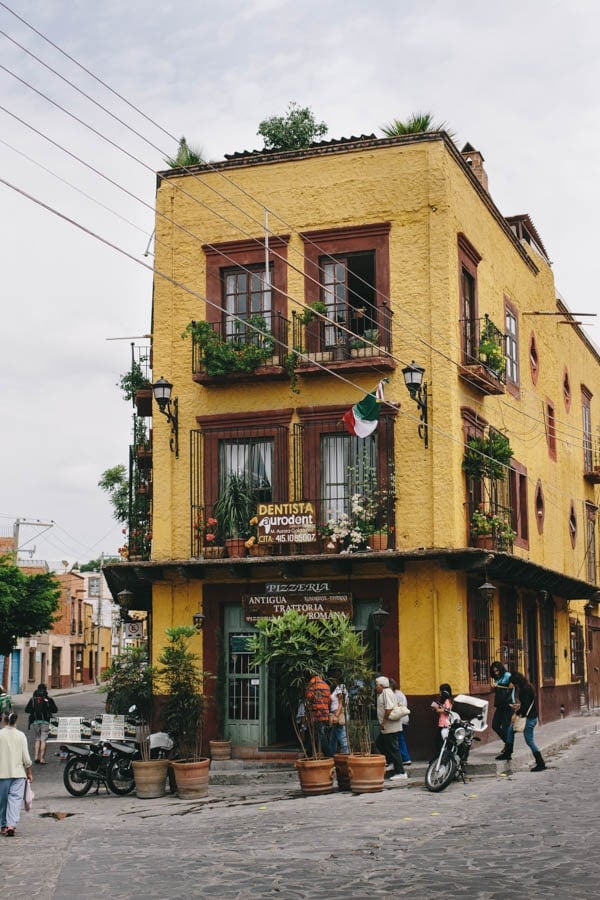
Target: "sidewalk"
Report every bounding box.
[11,682,100,705]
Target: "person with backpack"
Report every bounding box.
[24,684,57,765]
[0,688,12,718]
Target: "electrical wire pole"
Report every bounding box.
[12,517,55,564]
[95,551,105,684]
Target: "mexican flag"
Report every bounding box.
[342,381,386,438]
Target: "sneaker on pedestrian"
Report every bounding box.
[390,772,408,781]
[403,760,412,767]
[385,763,394,771]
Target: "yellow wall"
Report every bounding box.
[149,134,600,698]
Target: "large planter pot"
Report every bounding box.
[225,538,247,558]
[171,758,211,799]
[334,753,351,791]
[347,753,386,793]
[294,757,335,796]
[132,759,170,799]
[209,740,232,760]
[472,534,494,550]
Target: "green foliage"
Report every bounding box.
[98,465,129,523]
[247,611,371,757]
[463,431,513,481]
[163,136,203,168]
[214,474,256,539]
[78,558,120,572]
[156,626,206,760]
[257,102,328,151]
[0,559,61,656]
[381,111,454,139]
[478,320,506,375]
[297,300,328,326]
[100,645,154,721]
[470,509,516,546]
[183,317,275,376]
[118,360,150,402]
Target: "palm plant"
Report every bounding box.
[214,474,255,540]
[381,111,455,139]
[163,136,203,168]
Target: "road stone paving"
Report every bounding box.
[4,687,600,898]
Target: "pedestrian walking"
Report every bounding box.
[431,683,453,755]
[506,671,546,771]
[490,662,514,759]
[0,711,33,837]
[328,670,349,755]
[0,687,12,717]
[375,676,407,780]
[389,678,411,766]
[24,683,58,765]
[305,674,332,757]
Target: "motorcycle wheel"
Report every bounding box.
[63,756,94,797]
[107,755,136,795]
[425,752,457,792]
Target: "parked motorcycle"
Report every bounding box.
[425,694,488,793]
[62,737,137,797]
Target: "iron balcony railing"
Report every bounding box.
[460,314,507,382]
[191,311,289,376]
[191,493,397,559]
[468,501,515,553]
[292,302,392,365]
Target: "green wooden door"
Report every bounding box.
[223,605,262,746]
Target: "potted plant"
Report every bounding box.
[247,611,339,795]
[296,300,327,326]
[156,626,209,799]
[478,315,506,377]
[183,317,275,376]
[214,474,255,557]
[470,508,516,550]
[100,647,169,799]
[195,514,225,559]
[463,430,513,482]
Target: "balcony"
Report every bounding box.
[583,440,600,484]
[468,502,515,553]
[191,313,289,384]
[191,492,396,560]
[459,315,506,395]
[291,302,395,376]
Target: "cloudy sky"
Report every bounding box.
[1,0,598,569]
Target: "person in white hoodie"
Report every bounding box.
[0,712,33,837]
[375,676,407,781]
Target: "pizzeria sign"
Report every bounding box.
[243,581,352,623]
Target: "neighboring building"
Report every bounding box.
[104,131,600,759]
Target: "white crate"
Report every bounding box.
[453,694,489,731]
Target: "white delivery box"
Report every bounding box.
[452,694,489,732]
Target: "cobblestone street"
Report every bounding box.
[5,688,600,899]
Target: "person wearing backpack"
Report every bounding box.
[24,684,57,764]
[0,688,12,718]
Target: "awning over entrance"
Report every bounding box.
[102,547,600,611]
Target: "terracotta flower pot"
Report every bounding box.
[171,758,211,799]
[367,532,388,551]
[132,759,170,799]
[209,740,232,760]
[294,757,335,795]
[225,538,247,558]
[347,753,386,793]
[334,753,351,791]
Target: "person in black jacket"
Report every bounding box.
[507,672,546,772]
[490,661,514,760]
[24,684,57,765]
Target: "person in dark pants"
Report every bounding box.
[375,676,407,781]
[506,672,546,771]
[490,662,514,760]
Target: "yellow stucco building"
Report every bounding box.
[105,131,600,758]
